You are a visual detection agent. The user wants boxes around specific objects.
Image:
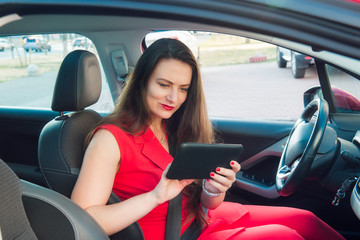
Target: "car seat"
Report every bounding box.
[37,50,144,240]
[38,49,102,197]
[0,158,109,240]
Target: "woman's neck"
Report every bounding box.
[149,119,169,150]
[150,118,163,131]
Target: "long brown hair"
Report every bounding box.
[90,38,214,225]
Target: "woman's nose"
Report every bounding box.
[167,89,178,102]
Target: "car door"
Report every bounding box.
[0,33,114,186]
[172,31,359,235]
[0,108,57,186]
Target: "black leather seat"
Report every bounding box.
[0,158,109,240]
[38,50,103,197]
[37,50,144,240]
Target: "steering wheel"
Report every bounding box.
[276,98,329,196]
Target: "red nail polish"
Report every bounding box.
[206,179,210,182]
[231,161,235,166]
[216,168,220,172]
[210,172,215,177]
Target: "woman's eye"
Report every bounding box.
[159,83,169,88]
[180,88,189,92]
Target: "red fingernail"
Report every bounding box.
[210,172,215,177]
[231,161,235,166]
[216,168,221,172]
[206,179,210,182]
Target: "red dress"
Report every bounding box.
[97,124,192,240]
[97,124,345,240]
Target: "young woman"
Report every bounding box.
[71,38,344,240]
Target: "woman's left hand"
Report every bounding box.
[204,160,241,195]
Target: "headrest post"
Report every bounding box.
[55,111,69,120]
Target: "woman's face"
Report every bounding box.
[146,58,192,122]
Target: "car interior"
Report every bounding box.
[0,0,360,239]
[0,158,109,240]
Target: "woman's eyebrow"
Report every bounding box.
[157,78,173,84]
[157,78,190,87]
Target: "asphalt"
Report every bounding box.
[1,60,354,121]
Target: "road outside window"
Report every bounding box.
[146,31,319,120]
[0,33,114,113]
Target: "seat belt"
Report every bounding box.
[181,220,203,240]
[165,192,203,240]
[165,143,183,240]
[166,143,202,240]
[165,192,182,240]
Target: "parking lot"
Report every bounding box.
[2,34,357,121]
[0,54,319,121]
[202,62,319,120]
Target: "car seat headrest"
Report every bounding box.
[51,50,101,112]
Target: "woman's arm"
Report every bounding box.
[200,161,241,210]
[71,129,193,235]
[71,129,158,235]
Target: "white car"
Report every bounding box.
[0,38,13,51]
[145,30,199,60]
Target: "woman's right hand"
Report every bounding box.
[151,164,194,204]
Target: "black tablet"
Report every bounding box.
[166,143,243,180]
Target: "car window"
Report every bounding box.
[326,64,360,113]
[0,34,114,113]
[145,31,319,120]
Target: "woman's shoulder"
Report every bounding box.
[95,124,131,142]
[96,124,125,134]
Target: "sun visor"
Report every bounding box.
[0,14,22,27]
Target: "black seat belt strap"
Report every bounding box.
[165,192,182,240]
[165,144,202,240]
[181,220,203,240]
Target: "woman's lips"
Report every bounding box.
[161,104,175,111]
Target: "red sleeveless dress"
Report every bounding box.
[97,124,344,240]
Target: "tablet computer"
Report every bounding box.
[166,143,243,180]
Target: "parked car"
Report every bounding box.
[0,0,360,239]
[73,37,93,49]
[0,38,13,51]
[23,37,51,52]
[73,38,84,47]
[277,46,314,78]
[145,30,199,60]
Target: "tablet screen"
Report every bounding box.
[166,143,243,180]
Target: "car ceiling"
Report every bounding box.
[0,0,360,74]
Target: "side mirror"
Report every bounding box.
[304,86,360,113]
[332,87,360,112]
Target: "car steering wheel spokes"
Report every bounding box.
[277,158,301,182]
[276,98,329,196]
